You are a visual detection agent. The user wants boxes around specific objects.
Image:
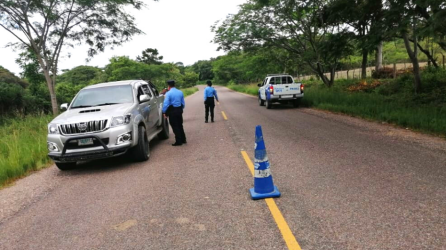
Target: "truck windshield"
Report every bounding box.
[71,85,134,109]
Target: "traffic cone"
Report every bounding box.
[250,125,281,200]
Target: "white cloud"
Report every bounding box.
[0,0,245,75]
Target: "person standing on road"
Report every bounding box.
[204,80,219,123]
[162,80,187,146]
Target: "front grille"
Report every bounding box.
[59,120,108,135]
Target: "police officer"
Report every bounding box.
[162,80,186,146]
[203,80,219,123]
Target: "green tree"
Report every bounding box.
[212,0,354,87]
[191,60,214,81]
[136,48,164,65]
[0,0,149,115]
[58,66,105,86]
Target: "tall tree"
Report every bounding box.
[136,48,163,65]
[326,0,385,79]
[212,0,354,87]
[0,0,147,115]
[386,0,424,93]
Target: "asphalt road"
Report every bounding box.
[1,85,445,250]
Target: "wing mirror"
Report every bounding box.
[139,94,150,103]
[60,103,68,110]
[257,83,261,87]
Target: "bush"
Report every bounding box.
[372,67,395,79]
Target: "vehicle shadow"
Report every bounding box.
[58,137,163,175]
[267,104,298,110]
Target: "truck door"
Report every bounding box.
[141,84,158,134]
[137,84,150,131]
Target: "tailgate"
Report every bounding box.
[274,83,301,95]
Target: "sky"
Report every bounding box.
[0,0,246,75]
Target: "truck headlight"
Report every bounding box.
[48,124,59,134]
[111,114,131,127]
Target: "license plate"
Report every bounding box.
[78,138,93,146]
[281,95,293,98]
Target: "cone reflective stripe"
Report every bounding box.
[250,125,281,200]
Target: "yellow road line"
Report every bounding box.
[241,151,302,250]
[221,111,228,120]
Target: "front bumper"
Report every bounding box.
[47,125,134,163]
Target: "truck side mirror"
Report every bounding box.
[257,83,261,87]
[139,94,150,103]
[60,103,68,110]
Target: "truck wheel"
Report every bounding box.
[266,99,272,109]
[293,99,301,108]
[131,126,150,162]
[158,116,170,140]
[258,96,265,106]
[56,162,77,171]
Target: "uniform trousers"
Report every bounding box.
[205,97,215,122]
[168,107,186,144]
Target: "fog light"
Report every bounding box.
[116,132,132,145]
[47,142,59,152]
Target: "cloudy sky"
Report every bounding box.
[0,0,246,75]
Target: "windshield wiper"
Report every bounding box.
[94,103,120,107]
[71,105,93,109]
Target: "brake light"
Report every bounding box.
[269,85,274,94]
[300,84,304,92]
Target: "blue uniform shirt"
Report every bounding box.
[162,87,185,114]
[204,86,219,102]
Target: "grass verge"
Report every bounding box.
[227,83,258,96]
[182,86,199,97]
[0,115,53,188]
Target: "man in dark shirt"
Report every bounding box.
[162,80,186,146]
[203,80,219,123]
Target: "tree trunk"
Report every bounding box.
[315,63,331,87]
[402,33,421,94]
[35,53,59,115]
[361,49,368,79]
[375,41,383,70]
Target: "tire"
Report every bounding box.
[158,116,170,140]
[56,162,77,171]
[130,126,150,162]
[258,96,265,106]
[293,99,301,108]
[266,99,272,109]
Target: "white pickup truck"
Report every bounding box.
[257,74,304,109]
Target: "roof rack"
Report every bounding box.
[267,74,289,76]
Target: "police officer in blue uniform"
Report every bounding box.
[203,80,219,123]
[162,80,186,146]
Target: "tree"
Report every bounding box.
[0,0,148,115]
[58,66,105,85]
[136,48,163,65]
[326,0,385,79]
[191,60,214,81]
[385,0,423,93]
[212,0,354,87]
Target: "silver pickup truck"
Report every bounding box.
[47,80,169,170]
[258,74,304,109]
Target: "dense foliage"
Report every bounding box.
[0,54,198,116]
[212,0,446,91]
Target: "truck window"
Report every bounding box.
[141,84,153,98]
[148,82,159,96]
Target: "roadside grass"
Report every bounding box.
[0,115,53,188]
[301,85,446,136]
[182,86,199,97]
[227,83,258,96]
